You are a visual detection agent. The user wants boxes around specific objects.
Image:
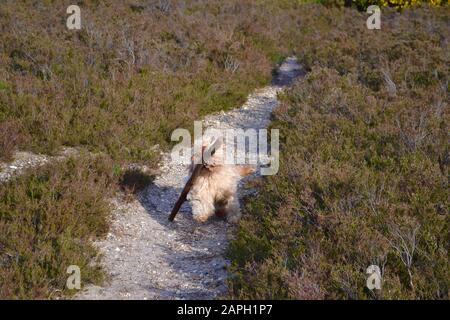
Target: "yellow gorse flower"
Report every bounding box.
[355,0,443,9]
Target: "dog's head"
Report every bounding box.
[189,140,255,176]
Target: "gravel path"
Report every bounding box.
[0,148,79,183]
[75,57,303,300]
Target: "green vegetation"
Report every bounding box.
[0,154,116,298]
[352,0,447,10]
[228,6,449,299]
[319,0,448,9]
[0,0,296,163]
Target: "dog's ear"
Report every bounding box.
[191,144,208,165]
[237,165,256,176]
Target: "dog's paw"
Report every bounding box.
[193,214,210,222]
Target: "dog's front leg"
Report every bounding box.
[191,197,215,222]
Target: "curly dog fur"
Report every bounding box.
[187,143,254,223]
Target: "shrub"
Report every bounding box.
[371,0,446,9]
[0,154,117,298]
[0,120,22,162]
[0,0,293,165]
[228,5,449,300]
[320,0,448,9]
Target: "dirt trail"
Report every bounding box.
[76,57,303,300]
[0,148,79,183]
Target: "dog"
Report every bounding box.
[187,142,254,223]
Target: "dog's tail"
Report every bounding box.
[237,165,256,176]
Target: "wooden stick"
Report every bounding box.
[168,139,221,222]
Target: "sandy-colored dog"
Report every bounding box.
[187,142,254,223]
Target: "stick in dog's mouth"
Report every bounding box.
[168,138,222,222]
